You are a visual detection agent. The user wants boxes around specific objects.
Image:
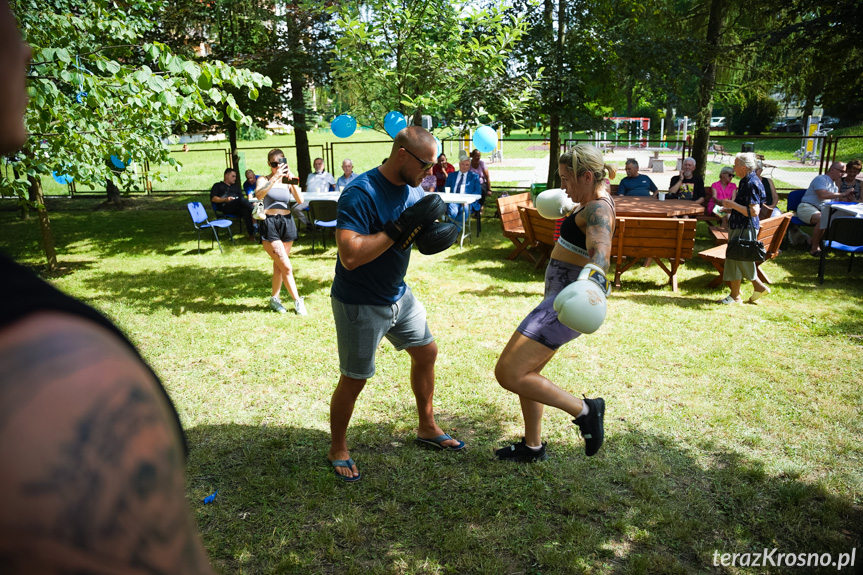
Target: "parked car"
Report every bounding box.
[821,116,840,129]
[771,117,802,133]
[710,116,726,129]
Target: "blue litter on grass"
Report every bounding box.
[203,490,218,504]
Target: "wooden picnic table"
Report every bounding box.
[613,196,705,218]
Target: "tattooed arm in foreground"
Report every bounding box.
[0,312,215,575]
[583,199,615,273]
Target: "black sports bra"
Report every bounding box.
[557,195,615,257]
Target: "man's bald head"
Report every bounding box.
[391,126,436,159]
[382,126,437,187]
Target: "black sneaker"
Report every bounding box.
[495,438,548,463]
[573,396,605,456]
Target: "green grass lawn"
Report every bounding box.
[1,196,860,574]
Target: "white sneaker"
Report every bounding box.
[269,296,287,313]
[294,297,307,316]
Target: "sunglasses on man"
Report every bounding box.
[401,147,435,171]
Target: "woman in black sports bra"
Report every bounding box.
[493,144,616,462]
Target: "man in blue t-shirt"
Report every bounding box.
[617,159,658,197]
[328,126,465,482]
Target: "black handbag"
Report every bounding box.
[726,189,765,262]
[727,234,766,262]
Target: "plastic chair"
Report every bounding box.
[818,217,863,284]
[308,200,338,254]
[187,202,235,254]
[786,189,809,227]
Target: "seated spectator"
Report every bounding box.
[839,159,861,201]
[210,168,255,240]
[617,158,657,197]
[420,171,437,192]
[798,161,852,256]
[470,148,491,212]
[755,160,781,219]
[243,169,258,198]
[432,153,455,192]
[668,157,705,205]
[305,157,336,193]
[707,166,737,223]
[336,158,358,191]
[444,152,482,229]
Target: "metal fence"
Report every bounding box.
[12,133,863,198]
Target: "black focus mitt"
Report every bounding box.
[415,222,460,255]
[383,194,447,250]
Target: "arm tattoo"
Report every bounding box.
[584,201,614,272]
[0,324,213,575]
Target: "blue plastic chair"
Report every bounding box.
[308,200,337,254]
[818,216,863,284]
[187,202,235,254]
[786,189,809,227]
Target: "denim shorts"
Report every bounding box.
[516,259,583,350]
[331,286,434,379]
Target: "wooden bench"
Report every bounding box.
[612,217,697,291]
[696,213,791,288]
[497,193,535,263]
[712,144,732,163]
[519,206,557,269]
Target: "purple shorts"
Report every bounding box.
[516,259,583,350]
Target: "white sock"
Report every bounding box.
[526,443,542,451]
[579,402,590,418]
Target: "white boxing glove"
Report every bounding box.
[535,188,576,220]
[553,263,611,334]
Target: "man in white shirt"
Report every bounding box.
[336,158,358,191]
[305,157,337,194]
[798,162,852,255]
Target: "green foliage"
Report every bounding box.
[3,0,271,199]
[727,92,781,135]
[237,123,268,141]
[328,0,537,134]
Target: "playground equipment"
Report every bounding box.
[593,117,651,150]
[794,116,829,164]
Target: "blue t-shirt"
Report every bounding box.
[617,174,657,197]
[243,177,258,196]
[331,168,424,305]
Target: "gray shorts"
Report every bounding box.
[331,287,434,379]
[516,259,583,350]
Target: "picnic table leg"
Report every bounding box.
[706,259,725,288]
[756,265,772,285]
[507,239,535,263]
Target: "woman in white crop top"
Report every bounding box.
[254,148,307,315]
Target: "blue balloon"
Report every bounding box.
[472,125,497,154]
[384,111,407,139]
[331,114,357,138]
[52,171,72,185]
[110,155,131,169]
[434,136,442,157]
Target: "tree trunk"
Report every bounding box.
[692,0,728,180]
[291,72,312,186]
[412,107,423,127]
[665,103,675,139]
[227,118,239,170]
[29,176,57,271]
[106,178,121,205]
[547,112,561,189]
[545,0,566,189]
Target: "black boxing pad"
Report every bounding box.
[415,222,460,255]
[384,194,448,250]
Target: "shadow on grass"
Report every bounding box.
[185,421,862,575]
[81,265,331,314]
